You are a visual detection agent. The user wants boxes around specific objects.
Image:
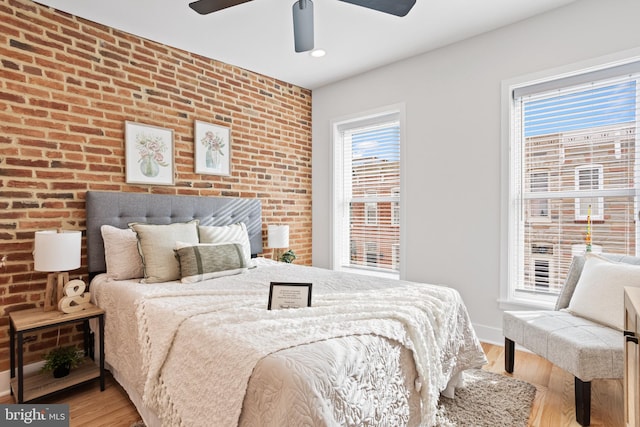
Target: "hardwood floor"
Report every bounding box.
[0,375,140,427]
[0,342,624,426]
[481,342,624,427]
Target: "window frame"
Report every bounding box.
[500,52,640,310]
[330,104,406,280]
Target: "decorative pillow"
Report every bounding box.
[130,221,199,283]
[175,242,247,284]
[567,253,640,330]
[100,225,144,280]
[198,223,253,265]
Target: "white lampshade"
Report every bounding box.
[268,225,289,249]
[34,230,81,272]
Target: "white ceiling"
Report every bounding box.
[35,0,577,90]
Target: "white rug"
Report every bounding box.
[436,369,536,427]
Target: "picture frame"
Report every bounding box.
[194,120,231,176]
[125,121,174,185]
[268,282,312,310]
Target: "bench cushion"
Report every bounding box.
[503,310,623,381]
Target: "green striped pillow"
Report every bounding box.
[175,242,247,284]
[198,223,253,266]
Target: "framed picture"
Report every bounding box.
[194,120,231,176]
[125,121,174,185]
[268,282,312,310]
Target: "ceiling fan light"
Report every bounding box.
[292,0,314,53]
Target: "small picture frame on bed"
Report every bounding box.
[268,282,312,310]
[125,121,174,185]
[194,120,231,176]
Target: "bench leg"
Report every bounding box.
[504,337,515,373]
[574,377,591,426]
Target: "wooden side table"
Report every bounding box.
[9,304,105,403]
[625,287,640,427]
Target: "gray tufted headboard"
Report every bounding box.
[86,191,263,275]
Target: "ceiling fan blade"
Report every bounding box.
[292,0,314,53]
[189,0,253,14]
[338,0,415,17]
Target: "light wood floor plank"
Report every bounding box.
[0,342,624,426]
[480,342,624,427]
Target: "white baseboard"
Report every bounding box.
[472,322,505,346]
[0,361,45,399]
[473,323,533,355]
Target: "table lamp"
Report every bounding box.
[34,230,81,311]
[267,225,289,261]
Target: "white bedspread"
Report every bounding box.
[91,260,486,427]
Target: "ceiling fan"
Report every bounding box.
[188,0,416,53]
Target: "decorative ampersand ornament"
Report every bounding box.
[58,279,92,313]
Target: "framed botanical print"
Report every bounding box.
[125,121,174,185]
[194,120,231,176]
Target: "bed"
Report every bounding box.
[85,190,487,427]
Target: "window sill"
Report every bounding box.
[339,266,399,280]
[498,297,555,312]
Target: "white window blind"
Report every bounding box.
[337,116,400,275]
[510,68,639,301]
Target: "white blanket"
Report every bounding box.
[137,286,480,426]
[92,260,486,427]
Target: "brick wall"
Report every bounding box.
[0,0,312,372]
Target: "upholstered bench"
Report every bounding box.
[503,253,640,426]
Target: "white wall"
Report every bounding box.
[311,0,640,344]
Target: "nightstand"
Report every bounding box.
[9,304,105,403]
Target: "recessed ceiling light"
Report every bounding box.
[310,49,326,58]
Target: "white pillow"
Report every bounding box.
[198,223,253,266]
[567,253,640,330]
[130,221,199,283]
[100,225,144,280]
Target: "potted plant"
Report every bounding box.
[42,346,83,378]
[279,249,297,263]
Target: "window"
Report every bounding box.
[392,243,399,270]
[332,108,403,278]
[531,258,551,289]
[365,242,378,266]
[574,165,603,220]
[530,243,554,290]
[529,171,550,220]
[391,187,400,226]
[504,59,640,307]
[365,192,378,225]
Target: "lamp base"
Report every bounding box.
[44,272,69,312]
